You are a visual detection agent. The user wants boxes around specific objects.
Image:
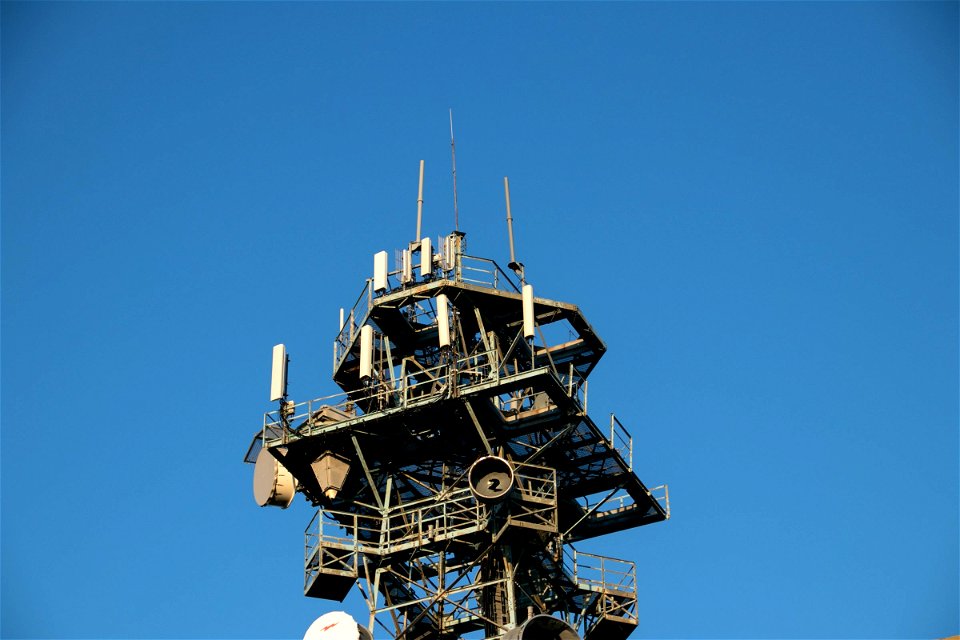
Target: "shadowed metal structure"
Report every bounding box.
[246,182,670,640]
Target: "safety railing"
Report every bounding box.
[503,462,558,533]
[513,462,556,504]
[383,488,486,551]
[558,364,588,412]
[566,548,637,597]
[304,488,487,562]
[263,361,592,450]
[580,488,635,519]
[262,395,358,443]
[305,509,377,552]
[458,254,521,293]
[608,414,633,471]
[569,550,640,631]
[650,484,671,519]
[269,337,600,449]
[304,466,562,567]
[304,511,363,593]
[333,280,374,373]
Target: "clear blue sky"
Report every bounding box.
[2,2,957,639]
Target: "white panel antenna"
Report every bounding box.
[436,294,451,348]
[401,248,412,284]
[443,235,454,271]
[373,250,388,293]
[359,325,374,381]
[420,237,432,278]
[270,343,288,401]
[522,284,535,340]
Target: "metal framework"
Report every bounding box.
[246,231,669,639]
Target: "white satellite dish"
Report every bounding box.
[303,611,373,640]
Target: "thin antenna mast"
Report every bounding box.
[449,109,459,232]
[504,176,524,283]
[416,160,425,242]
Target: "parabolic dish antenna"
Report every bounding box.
[303,611,373,640]
[252,448,296,508]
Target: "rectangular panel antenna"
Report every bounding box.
[270,343,287,401]
[437,295,451,348]
[373,251,388,292]
[420,237,432,278]
[401,249,412,284]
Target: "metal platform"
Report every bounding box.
[302,463,645,639]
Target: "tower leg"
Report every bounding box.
[480,546,517,636]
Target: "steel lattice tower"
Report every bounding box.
[247,206,669,640]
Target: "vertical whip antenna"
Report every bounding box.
[504,177,516,265]
[449,109,459,232]
[504,176,524,283]
[416,160,425,242]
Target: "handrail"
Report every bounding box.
[579,488,634,519]
[267,344,596,447]
[513,462,556,503]
[457,254,521,293]
[303,463,559,564]
[565,547,637,597]
[304,488,486,559]
[333,280,373,373]
[608,414,633,471]
[650,484,671,519]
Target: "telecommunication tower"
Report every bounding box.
[245,159,670,640]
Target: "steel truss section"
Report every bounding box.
[249,231,669,640]
[302,457,644,639]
